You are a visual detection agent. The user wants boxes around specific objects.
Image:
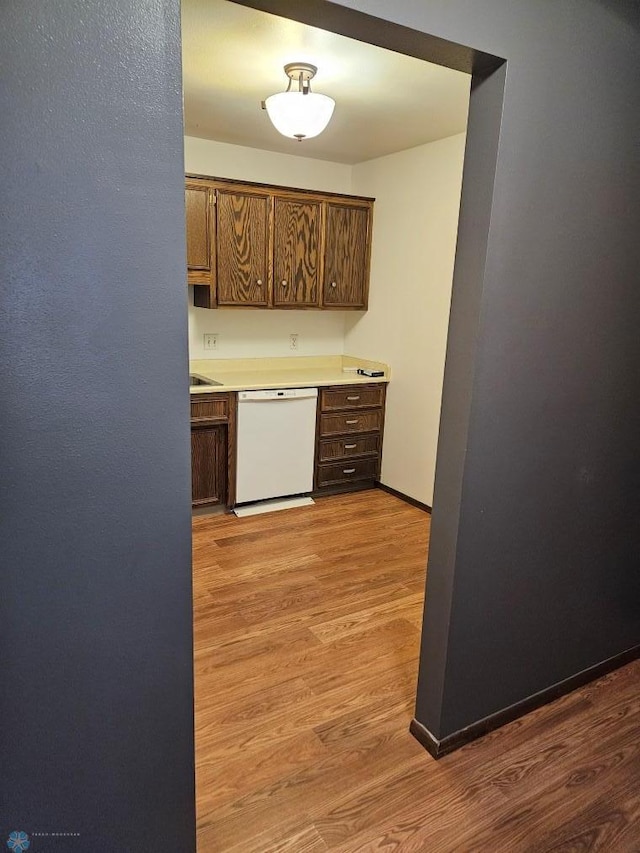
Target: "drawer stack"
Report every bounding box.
[314,384,386,493]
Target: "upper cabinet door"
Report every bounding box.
[216,190,270,306]
[322,202,372,309]
[185,184,211,271]
[273,198,321,307]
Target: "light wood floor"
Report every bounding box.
[193,489,640,852]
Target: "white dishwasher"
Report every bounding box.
[236,388,318,504]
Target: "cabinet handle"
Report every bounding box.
[257,279,263,285]
[344,443,357,449]
[345,419,359,425]
[281,280,288,287]
[346,395,360,401]
[343,468,356,474]
[330,281,337,288]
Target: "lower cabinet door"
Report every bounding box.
[191,424,227,507]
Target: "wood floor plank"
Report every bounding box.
[228,823,329,853]
[527,773,640,852]
[196,653,419,764]
[198,722,425,851]
[308,591,424,643]
[196,728,328,816]
[193,489,640,852]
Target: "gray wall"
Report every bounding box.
[0,0,195,848]
[2,0,639,843]
[249,0,640,739]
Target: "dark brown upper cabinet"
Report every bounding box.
[216,189,270,307]
[185,183,215,308]
[322,203,371,310]
[185,185,211,270]
[273,197,321,308]
[185,175,374,310]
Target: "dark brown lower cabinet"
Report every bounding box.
[191,424,227,507]
[190,392,237,509]
[314,383,387,495]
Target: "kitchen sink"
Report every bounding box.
[189,374,223,387]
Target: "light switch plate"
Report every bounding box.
[204,333,218,351]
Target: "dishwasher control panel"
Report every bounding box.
[239,388,318,401]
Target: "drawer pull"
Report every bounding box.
[345,419,359,425]
[343,468,356,474]
[344,443,357,449]
[346,395,360,401]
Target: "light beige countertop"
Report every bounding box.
[189,355,390,394]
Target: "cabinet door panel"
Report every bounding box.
[323,203,370,308]
[273,198,320,306]
[185,185,211,270]
[216,190,269,306]
[191,424,227,506]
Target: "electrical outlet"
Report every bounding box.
[204,333,218,351]
[289,333,299,351]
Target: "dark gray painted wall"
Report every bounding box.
[0,0,195,848]
[2,0,638,840]
[337,0,640,737]
[250,0,640,739]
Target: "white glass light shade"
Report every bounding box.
[265,91,335,140]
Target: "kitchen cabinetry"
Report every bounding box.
[314,384,386,493]
[185,183,215,308]
[273,197,321,307]
[191,425,227,506]
[322,203,370,309]
[190,392,237,508]
[216,189,270,307]
[185,175,373,310]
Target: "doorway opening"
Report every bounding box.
[182,0,504,846]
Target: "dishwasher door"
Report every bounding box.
[236,388,318,504]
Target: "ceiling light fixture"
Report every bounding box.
[262,63,335,142]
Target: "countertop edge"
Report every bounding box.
[189,375,389,394]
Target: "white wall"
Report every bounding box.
[346,133,466,506]
[188,298,349,359]
[185,136,352,359]
[185,136,352,193]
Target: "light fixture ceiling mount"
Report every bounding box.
[263,62,335,142]
[283,62,318,90]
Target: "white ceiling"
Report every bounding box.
[181,0,471,165]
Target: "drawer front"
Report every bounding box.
[321,385,384,411]
[318,434,380,462]
[316,458,379,488]
[319,409,382,437]
[190,394,229,423]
